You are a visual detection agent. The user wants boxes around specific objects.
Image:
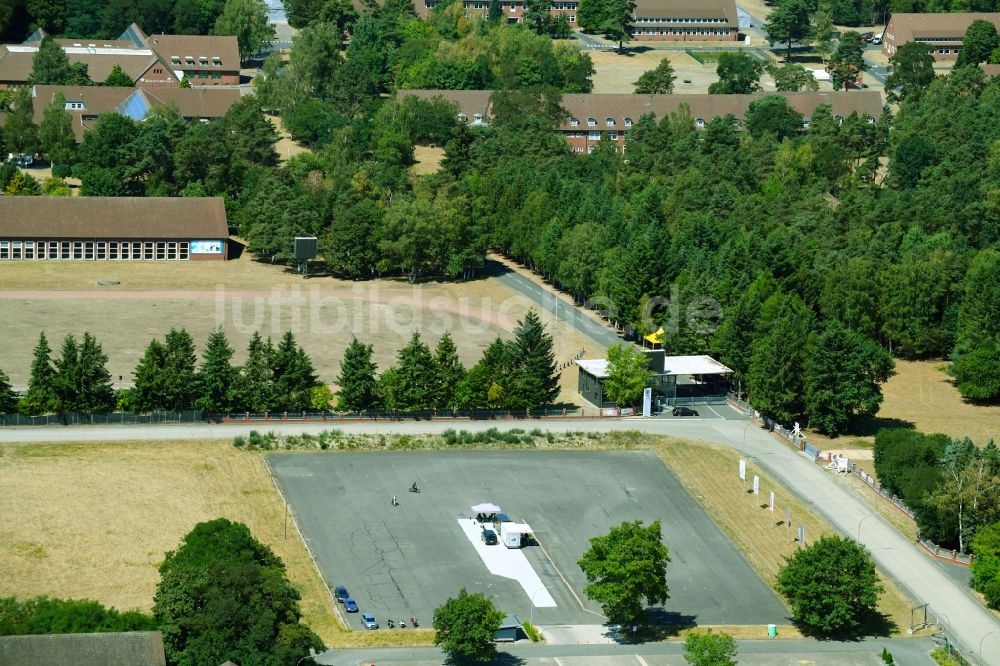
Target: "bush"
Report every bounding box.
[0,596,155,635]
[522,620,541,642]
[51,164,72,178]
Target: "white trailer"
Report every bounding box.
[499,522,533,548]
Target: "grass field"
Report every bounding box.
[0,259,597,405]
[657,439,918,636]
[411,145,445,176]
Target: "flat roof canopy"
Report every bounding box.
[576,354,732,379]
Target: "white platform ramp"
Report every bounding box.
[457,518,557,607]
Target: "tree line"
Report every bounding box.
[335,310,560,412]
[874,428,1000,609]
[1,327,326,416]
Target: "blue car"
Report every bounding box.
[361,612,378,629]
[344,596,358,613]
[334,586,349,604]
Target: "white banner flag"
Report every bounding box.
[769,491,775,512]
[739,459,746,481]
[753,475,760,495]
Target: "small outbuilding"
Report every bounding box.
[576,350,732,409]
[494,614,525,642]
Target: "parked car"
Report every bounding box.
[481,528,498,545]
[871,32,883,44]
[344,596,358,613]
[335,586,350,604]
[861,31,874,41]
[672,406,699,417]
[361,612,378,629]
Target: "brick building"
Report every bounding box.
[399,89,884,153]
[883,12,1000,61]
[24,85,242,141]
[0,23,239,89]
[632,0,739,42]
[0,197,230,261]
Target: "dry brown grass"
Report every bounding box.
[411,145,445,176]
[655,439,917,636]
[0,440,339,643]
[266,114,312,163]
[0,260,599,405]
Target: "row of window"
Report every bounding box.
[170,56,223,66]
[570,116,634,128]
[635,17,728,23]
[913,37,962,43]
[0,241,191,261]
[566,130,619,140]
[562,114,873,140]
[193,71,224,79]
[634,28,733,35]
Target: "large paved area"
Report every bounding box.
[267,450,787,631]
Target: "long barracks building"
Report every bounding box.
[0,197,230,262]
[398,89,884,153]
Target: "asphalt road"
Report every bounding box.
[315,636,939,665]
[491,262,622,351]
[268,450,786,629]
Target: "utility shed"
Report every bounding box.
[494,614,525,642]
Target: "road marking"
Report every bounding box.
[636,657,651,666]
[535,538,606,619]
[705,404,723,419]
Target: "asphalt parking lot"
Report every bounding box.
[268,450,787,631]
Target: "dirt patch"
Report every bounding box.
[411,145,445,176]
[810,360,1000,447]
[0,260,597,405]
[266,114,311,163]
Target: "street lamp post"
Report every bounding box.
[296,647,318,665]
[529,585,552,628]
[857,513,874,541]
[980,629,1000,665]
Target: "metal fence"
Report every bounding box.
[0,407,585,427]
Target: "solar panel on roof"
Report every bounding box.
[114,90,151,121]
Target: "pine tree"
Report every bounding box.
[53,334,80,413]
[273,331,318,411]
[0,368,17,414]
[390,332,436,411]
[336,337,379,412]
[432,332,465,410]
[75,332,115,412]
[134,338,168,411]
[197,327,238,413]
[163,329,200,410]
[509,310,559,408]
[20,332,59,416]
[235,332,276,412]
[747,293,814,423]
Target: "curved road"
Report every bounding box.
[3,417,999,664]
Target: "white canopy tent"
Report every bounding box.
[471,502,502,514]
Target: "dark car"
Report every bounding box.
[481,529,498,545]
[672,406,699,417]
[335,586,350,604]
[861,31,874,41]
[344,596,358,613]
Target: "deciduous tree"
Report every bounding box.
[214,0,275,64]
[683,629,738,666]
[4,86,39,155]
[971,522,1000,609]
[633,57,676,94]
[577,519,670,626]
[153,518,323,666]
[884,41,935,102]
[38,92,77,166]
[776,535,883,636]
[767,62,818,92]
[104,63,134,86]
[708,52,763,94]
[956,18,999,68]
[603,343,652,408]
[432,588,504,663]
[829,31,866,90]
